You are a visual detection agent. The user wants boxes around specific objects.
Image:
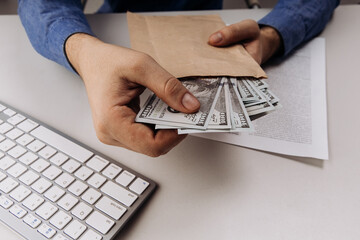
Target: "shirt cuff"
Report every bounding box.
[258,7,305,57]
[47,17,94,73]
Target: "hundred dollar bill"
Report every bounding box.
[177,78,232,134]
[246,101,275,116]
[243,80,267,107]
[252,79,269,89]
[136,77,222,129]
[236,78,257,102]
[206,78,231,129]
[228,78,253,131]
[260,88,280,104]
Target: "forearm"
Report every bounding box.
[258,0,339,56]
[18,0,94,72]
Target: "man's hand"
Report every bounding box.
[65,33,200,157]
[208,19,282,64]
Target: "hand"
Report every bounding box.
[65,33,200,157]
[208,19,282,64]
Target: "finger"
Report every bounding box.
[127,54,200,114]
[208,19,260,47]
[107,105,186,156]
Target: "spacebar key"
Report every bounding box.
[31,126,93,163]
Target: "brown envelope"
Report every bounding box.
[127,12,266,79]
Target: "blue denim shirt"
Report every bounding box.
[18,0,339,72]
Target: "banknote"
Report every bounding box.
[242,80,267,107]
[252,78,269,89]
[178,78,252,134]
[137,76,279,134]
[206,78,231,129]
[236,78,257,102]
[228,78,253,131]
[261,88,279,104]
[136,77,222,129]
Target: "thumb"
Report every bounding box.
[153,76,201,113]
[208,19,260,47]
[133,56,200,113]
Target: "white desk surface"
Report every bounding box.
[1,5,360,240]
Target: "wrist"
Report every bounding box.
[259,26,283,63]
[65,33,102,76]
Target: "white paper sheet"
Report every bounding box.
[193,38,328,160]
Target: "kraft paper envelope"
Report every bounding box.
[127,12,267,79]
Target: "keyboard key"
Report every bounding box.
[81,188,102,205]
[30,158,50,173]
[5,128,24,140]
[0,156,16,170]
[79,229,102,240]
[9,185,31,202]
[27,139,45,152]
[19,151,38,165]
[38,145,57,159]
[10,204,27,218]
[0,177,19,193]
[115,170,135,187]
[101,181,138,207]
[71,202,93,220]
[86,155,109,172]
[86,211,114,234]
[74,166,93,181]
[50,152,68,166]
[38,223,57,238]
[0,122,14,134]
[50,210,72,230]
[55,172,75,188]
[42,165,62,180]
[7,162,27,178]
[22,193,44,211]
[44,185,65,202]
[0,171,6,181]
[95,196,126,220]
[16,133,34,146]
[0,195,14,209]
[31,126,93,163]
[3,108,16,117]
[36,201,58,220]
[0,139,16,152]
[18,119,39,133]
[102,163,122,179]
[68,180,88,196]
[7,145,27,159]
[87,173,107,189]
[57,193,78,211]
[7,113,26,125]
[0,104,6,112]
[53,234,71,240]
[19,170,40,186]
[23,214,42,228]
[62,159,81,173]
[64,220,87,239]
[31,178,52,194]
[129,178,150,195]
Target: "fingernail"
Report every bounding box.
[182,93,200,110]
[210,32,222,43]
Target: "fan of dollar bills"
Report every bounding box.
[136,77,280,134]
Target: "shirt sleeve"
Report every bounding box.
[18,0,94,72]
[258,0,339,56]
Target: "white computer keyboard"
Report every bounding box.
[0,101,156,240]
